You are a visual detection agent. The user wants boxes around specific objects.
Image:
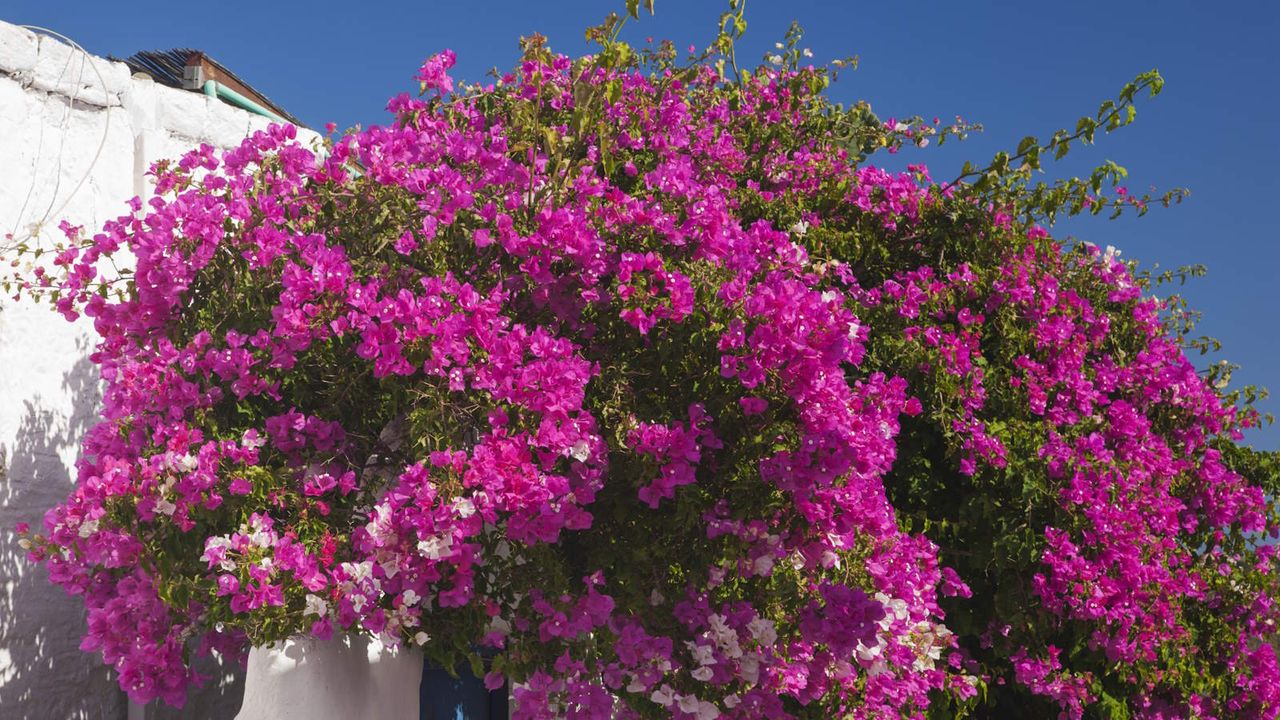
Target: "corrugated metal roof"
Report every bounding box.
[112,48,306,128]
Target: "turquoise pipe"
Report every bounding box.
[202,80,288,125]
[200,79,356,175]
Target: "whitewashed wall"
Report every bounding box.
[0,19,319,719]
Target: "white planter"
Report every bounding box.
[235,634,422,720]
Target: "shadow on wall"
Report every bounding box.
[0,340,121,719]
[0,338,244,719]
[144,651,245,720]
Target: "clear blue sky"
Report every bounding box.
[7,0,1278,450]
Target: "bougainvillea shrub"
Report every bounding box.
[12,5,1280,718]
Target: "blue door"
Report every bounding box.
[420,662,508,720]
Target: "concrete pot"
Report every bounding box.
[234,634,422,720]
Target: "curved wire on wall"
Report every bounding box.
[6,26,112,250]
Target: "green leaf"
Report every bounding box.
[1096,690,1131,720]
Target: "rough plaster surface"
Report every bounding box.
[0,19,318,719]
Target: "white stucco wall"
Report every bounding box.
[0,19,319,719]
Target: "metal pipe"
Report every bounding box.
[202,80,288,125]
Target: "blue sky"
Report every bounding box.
[7,0,1279,450]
